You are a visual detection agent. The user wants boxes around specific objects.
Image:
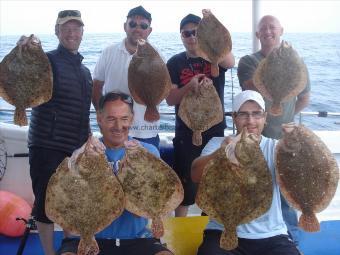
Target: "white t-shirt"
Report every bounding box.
[93,39,160,138]
[202,136,288,239]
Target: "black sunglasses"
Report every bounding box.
[181,29,196,38]
[58,10,81,18]
[128,21,149,30]
[99,92,134,111]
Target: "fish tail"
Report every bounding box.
[299,213,320,232]
[270,103,283,116]
[77,237,99,255]
[151,217,164,238]
[144,106,160,122]
[192,131,202,146]
[14,108,27,126]
[211,64,219,77]
[219,230,238,251]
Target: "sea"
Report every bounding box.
[1,32,340,132]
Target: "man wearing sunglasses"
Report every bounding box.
[26,10,92,255]
[92,6,161,149]
[57,92,172,255]
[191,90,302,255]
[237,15,311,244]
[166,13,235,217]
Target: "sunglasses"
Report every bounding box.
[58,10,81,18]
[128,21,149,30]
[99,92,134,111]
[181,29,196,38]
[236,111,265,120]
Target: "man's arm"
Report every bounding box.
[294,91,310,114]
[92,79,104,111]
[191,151,218,183]
[218,52,235,69]
[191,137,231,183]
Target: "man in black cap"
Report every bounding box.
[92,6,162,149]
[26,9,92,255]
[166,13,235,216]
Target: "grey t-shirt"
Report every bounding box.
[237,51,311,139]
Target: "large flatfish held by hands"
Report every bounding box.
[0,34,52,126]
[196,129,272,250]
[178,77,223,146]
[128,39,172,122]
[253,41,307,116]
[196,9,232,77]
[117,140,184,238]
[276,123,339,232]
[46,136,125,255]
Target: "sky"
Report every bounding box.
[1,0,340,36]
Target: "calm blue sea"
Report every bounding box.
[1,32,340,132]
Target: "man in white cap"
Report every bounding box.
[27,9,92,255]
[191,90,302,255]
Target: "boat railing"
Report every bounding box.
[1,108,340,127]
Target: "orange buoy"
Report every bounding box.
[0,190,32,237]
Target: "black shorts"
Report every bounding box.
[197,230,302,255]
[173,130,224,206]
[29,146,70,223]
[57,237,172,255]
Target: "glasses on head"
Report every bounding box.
[181,29,196,38]
[99,92,134,111]
[58,10,81,18]
[128,21,149,30]
[236,111,265,120]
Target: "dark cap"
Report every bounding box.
[127,6,152,22]
[56,10,84,25]
[180,14,201,30]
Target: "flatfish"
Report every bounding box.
[253,41,307,116]
[178,77,223,146]
[46,136,125,255]
[128,39,172,122]
[0,34,52,126]
[196,129,273,250]
[117,141,184,238]
[196,9,232,77]
[276,123,339,232]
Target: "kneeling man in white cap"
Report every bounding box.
[191,90,302,255]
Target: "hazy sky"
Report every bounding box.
[1,0,340,35]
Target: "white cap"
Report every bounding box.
[232,90,265,112]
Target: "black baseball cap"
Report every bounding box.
[180,14,201,30]
[127,6,152,22]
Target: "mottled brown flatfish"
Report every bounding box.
[196,129,273,250]
[0,34,52,126]
[117,142,184,238]
[178,77,223,146]
[46,136,125,255]
[253,41,307,116]
[276,123,339,232]
[196,9,232,77]
[128,39,172,122]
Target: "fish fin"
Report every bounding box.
[144,106,160,122]
[219,230,238,251]
[151,217,164,238]
[77,237,99,255]
[14,108,27,126]
[192,131,202,146]
[269,102,283,116]
[211,64,219,77]
[299,213,320,232]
